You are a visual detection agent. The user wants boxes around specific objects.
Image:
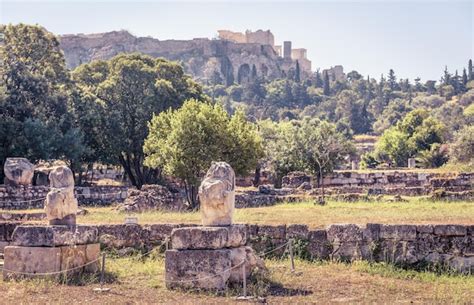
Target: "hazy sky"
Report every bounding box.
[1,0,472,81]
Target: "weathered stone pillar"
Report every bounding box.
[165,162,265,290]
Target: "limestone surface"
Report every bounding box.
[165,249,232,290]
[3,158,34,186]
[170,225,246,250]
[3,244,100,280]
[229,246,265,283]
[199,162,235,226]
[44,166,78,226]
[11,225,98,247]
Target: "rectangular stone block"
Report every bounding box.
[165,249,231,290]
[326,224,363,243]
[12,225,99,247]
[416,225,434,234]
[287,224,309,239]
[3,243,100,280]
[171,225,246,250]
[380,225,417,241]
[257,225,286,240]
[3,246,61,280]
[307,229,330,260]
[434,225,467,237]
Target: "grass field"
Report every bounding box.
[72,198,474,228]
[0,255,472,304]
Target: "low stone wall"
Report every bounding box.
[0,222,471,273]
[0,185,128,210]
[282,171,474,197]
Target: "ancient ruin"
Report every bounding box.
[165,162,264,290]
[44,166,78,226]
[3,158,34,187]
[2,165,100,280]
[199,161,236,226]
[59,29,312,85]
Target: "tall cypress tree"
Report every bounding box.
[469,59,473,81]
[387,69,397,91]
[323,71,330,95]
[295,60,301,83]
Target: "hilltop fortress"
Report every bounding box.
[59,29,313,85]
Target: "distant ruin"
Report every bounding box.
[59,29,313,85]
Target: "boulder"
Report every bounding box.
[3,158,34,186]
[44,166,78,226]
[229,246,265,283]
[199,162,235,226]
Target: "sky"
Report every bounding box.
[1,0,473,81]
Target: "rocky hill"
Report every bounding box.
[59,30,301,85]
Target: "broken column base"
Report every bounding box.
[3,243,100,280]
[2,224,100,281]
[165,226,265,290]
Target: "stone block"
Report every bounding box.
[12,225,99,247]
[3,246,61,279]
[165,249,231,290]
[380,225,417,241]
[3,244,100,280]
[61,243,100,274]
[171,225,246,250]
[416,225,434,234]
[364,223,381,241]
[257,225,286,240]
[307,229,330,260]
[287,224,309,239]
[434,225,467,237]
[327,224,363,243]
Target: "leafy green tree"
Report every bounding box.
[0,24,85,179]
[294,118,354,200]
[449,125,474,167]
[258,120,300,186]
[144,100,263,207]
[416,143,448,168]
[375,109,445,166]
[73,53,204,188]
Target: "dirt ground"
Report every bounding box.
[0,258,472,304]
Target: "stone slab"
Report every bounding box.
[170,225,246,250]
[11,225,99,247]
[165,249,231,290]
[3,244,100,280]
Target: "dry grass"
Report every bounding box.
[67,198,474,228]
[0,255,472,304]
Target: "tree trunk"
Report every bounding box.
[252,164,261,187]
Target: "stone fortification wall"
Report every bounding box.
[59,30,310,85]
[0,222,471,273]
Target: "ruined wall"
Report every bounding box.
[60,30,289,85]
[323,65,345,81]
[282,171,473,197]
[1,222,471,273]
[0,185,128,209]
